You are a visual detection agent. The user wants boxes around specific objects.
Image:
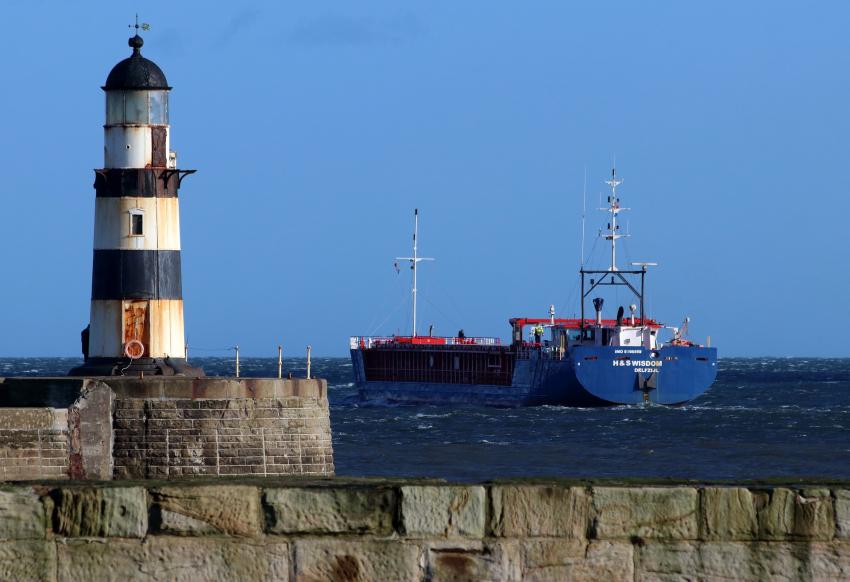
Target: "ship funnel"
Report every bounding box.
[592,297,604,325]
[616,306,624,327]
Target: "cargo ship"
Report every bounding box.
[350,170,718,406]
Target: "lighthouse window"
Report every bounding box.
[124,91,149,124]
[106,91,169,125]
[129,211,144,236]
[149,92,168,124]
[106,93,124,125]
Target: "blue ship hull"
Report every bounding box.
[352,344,717,407]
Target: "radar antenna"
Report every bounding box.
[395,209,434,337]
[600,167,629,272]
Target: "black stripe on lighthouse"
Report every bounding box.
[94,169,180,198]
[91,249,183,300]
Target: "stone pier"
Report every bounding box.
[0,480,848,580]
[0,377,334,480]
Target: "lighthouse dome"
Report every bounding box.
[103,35,170,90]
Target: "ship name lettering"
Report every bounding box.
[612,360,663,368]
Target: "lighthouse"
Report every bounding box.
[70,31,202,377]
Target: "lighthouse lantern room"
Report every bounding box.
[70,32,202,377]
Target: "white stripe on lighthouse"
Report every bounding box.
[93,197,182,251]
[104,126,170,168]
[89,299,186,359]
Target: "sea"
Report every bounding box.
[2,357,848,482]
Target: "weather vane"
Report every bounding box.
[129,14,150,34]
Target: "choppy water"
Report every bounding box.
[2,357,849,481]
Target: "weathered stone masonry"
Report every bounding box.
[0,409,69,481]
[0,481,849,581]
[113,397,333,479]
[0,377,334,480]
[0,382,113,481]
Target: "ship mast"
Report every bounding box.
[601,168,628,272]
[396,209,434,337]
[580,168,656,328]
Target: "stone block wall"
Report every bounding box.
[0,409,69,480]
[0,383,113,481]
[0,481,849,581]
[0,377,334,481]
[113,397,334,479]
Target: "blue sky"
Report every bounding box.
[0,1,847,357]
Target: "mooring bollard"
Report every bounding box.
[306,345,312,379]
[235,345,240,378]
[277,345,283,379]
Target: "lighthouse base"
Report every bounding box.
[68,357,205,378]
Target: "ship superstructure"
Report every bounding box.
[351,171,718,406]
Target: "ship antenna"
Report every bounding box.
[396,209,434,337]
[601,167,629,271]
[580,166,587,267]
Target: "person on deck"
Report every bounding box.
[533,325,544,344]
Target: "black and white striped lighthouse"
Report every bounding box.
[70,32,202,377]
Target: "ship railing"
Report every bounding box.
[514,343,563,361]
[444,337,501,346]
[350,336,502,349]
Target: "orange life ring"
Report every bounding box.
[124,340,145,360]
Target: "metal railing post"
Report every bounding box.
[235,345,240,378]
[306,345,312,379]
[277,345,283,379]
